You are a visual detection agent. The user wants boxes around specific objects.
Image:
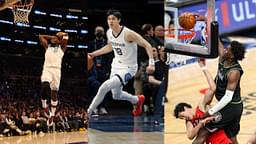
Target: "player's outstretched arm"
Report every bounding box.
[218,38,225,58]
[88,43,112,59]
[39,34,52,49]
[125,30,155,74]
[198,58,216,107]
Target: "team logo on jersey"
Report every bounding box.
[217,71,224,81]
[124,73,132,83]
[213,112,222,123]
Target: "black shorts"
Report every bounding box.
[205,102,243,138]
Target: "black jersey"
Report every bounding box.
[215,59,243,102]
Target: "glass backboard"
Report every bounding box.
[165,0,218,58]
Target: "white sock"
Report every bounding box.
[41,99,47,108]
[51,100,58,116]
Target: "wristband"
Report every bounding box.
[149,58,155,65]
[63,36,69,40]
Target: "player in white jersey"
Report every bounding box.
[39,32,68,125]
[87,9,155,118]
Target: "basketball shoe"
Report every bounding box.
[132,95,145,116]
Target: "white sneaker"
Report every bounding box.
[99,107,108,115]
[92,109,99,117]
[3,129,10,133]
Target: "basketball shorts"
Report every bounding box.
[41,67,61,90]
[205,102,243,138]
[206,129,232,144]
[110,67,137,86]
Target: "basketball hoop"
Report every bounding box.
[165,28,196,40]
[11,0,34,25]
[165,28,196,44]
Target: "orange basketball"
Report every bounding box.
[87,55,94,71]
[179,12,196,30]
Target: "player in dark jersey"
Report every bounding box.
[174,58,232,144]
[193,40,246,144]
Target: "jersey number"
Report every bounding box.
[114,48,123,55]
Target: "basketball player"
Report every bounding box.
[193,40,246,144]
[39,32,68,125]
[174,58,232,144]
[87,9,155,118]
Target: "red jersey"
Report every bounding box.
[191,106,232,144]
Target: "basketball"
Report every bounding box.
[87,55,94,71]
[0,0,21,11]
[56,32,66,39]
[179,12,196,30]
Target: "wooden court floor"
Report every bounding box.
[165,48,256,144]
[0,131,88,144]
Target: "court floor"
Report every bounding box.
[88,115,164,144]
[165,46,256,143]
[0,131,88,144]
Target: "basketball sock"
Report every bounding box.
[41,99,47,108]
[112,90,139,104]
[51,100,58,116]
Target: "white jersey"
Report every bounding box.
[43,44,64,69]
[107,26,138,69]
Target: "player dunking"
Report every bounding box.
[193,40,246,144]
[87,9,155,118]
[39,32,68,125]
[174,58,232,144]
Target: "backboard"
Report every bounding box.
[165,0,218,58]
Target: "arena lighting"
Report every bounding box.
[33,25,47,30]
[0,20,13,25]
[68,9,82,13]
[78,45,87,48]
[0,36,11,41]
[34,10,47,15]
[27,40,38,45]
[50,13,62,18]
[49,27,61,32]
[14,40,24,43]
[16,22,30,27]
[66,14,78,19]
[82,16,88,20]
[67,45,75,48]
[81,30,88,34]
[64,29,77,33]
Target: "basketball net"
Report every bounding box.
[11,0,33,25]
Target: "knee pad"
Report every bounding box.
[40,82,51,99]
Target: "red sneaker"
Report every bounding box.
[132,95,145,116]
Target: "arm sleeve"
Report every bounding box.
[208,90,234,115]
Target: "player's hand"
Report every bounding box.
[201,116,215,125]
[88,52,97,59]
[198,57,206,67]
[146,64,155,74]
[193,13,207,21]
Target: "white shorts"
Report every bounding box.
[41,67,61,90]
[110,67,137,85]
